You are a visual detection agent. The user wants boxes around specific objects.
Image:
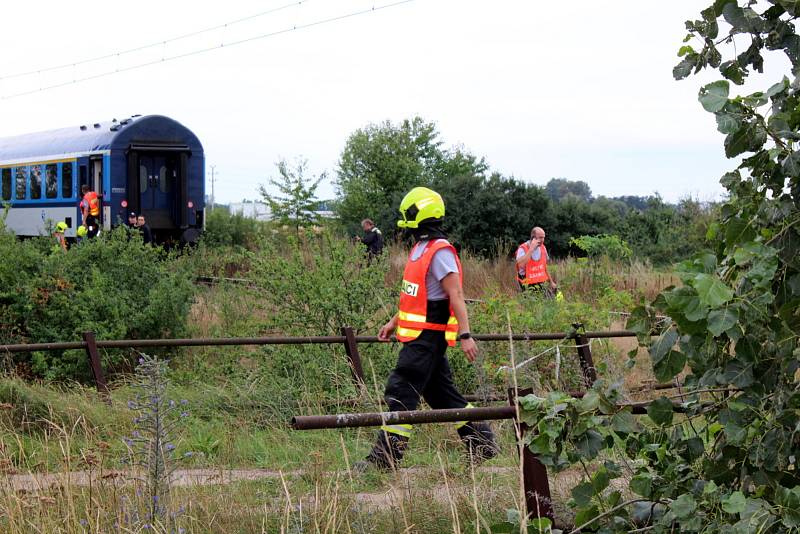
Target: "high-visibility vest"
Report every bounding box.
[83,191,100,216]
[518,242,549,285]
[395,239,461,347]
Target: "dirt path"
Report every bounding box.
[3,466,517,492]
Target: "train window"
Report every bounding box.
[62,163,73,198]
[159,166,171,193]
[15,168,26,200]
[30,165,42,200]
[1,169,10,201]
[45,164,57,198]
[140,165,148,192]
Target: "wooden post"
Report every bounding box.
[572,323,597,388]
[509,387,554,523]
[83,331,110,402]
[341,326,365,389]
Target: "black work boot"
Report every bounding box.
[353,430,409,473]
[457,422,499,464]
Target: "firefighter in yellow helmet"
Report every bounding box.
[53,221,68,253]
[355,187,498,472]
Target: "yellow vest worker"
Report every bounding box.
[355,187,498,472]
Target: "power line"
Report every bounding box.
[0,0,417,100]
[0,1,313,81]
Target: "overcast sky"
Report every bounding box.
[0,0,786,204]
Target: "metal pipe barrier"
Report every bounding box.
[0,326,638,396]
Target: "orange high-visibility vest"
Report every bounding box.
[518,242,549,285]
[83,191,100,217]
[396,239,462,347]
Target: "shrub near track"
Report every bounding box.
[0,223,194,382]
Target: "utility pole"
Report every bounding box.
[210,165,216,211]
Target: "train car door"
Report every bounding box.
[138,154,177,229]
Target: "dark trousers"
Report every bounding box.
[85,215,100,238]
[384,329,467,412]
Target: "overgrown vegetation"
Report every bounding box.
[513,2,800,532]
[333,118,715,263]
[0,220,194,381]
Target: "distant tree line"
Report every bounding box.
[334,117,716,264]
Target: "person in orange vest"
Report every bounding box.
[80,185,101,238]
[355,187,498,472]
[516,226,558,295]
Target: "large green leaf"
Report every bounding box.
[707,306,739,336]
[630,473,653,497]
[671,494,697,519]
[571,482,594,507]
[647,397,675,426]
[694,273,734,307]
[699,80,730,112]
[611,410,640,434]
[654,350,686,382]
[783,150,800,177]
[722,491,747,514]
[650,327,678,361]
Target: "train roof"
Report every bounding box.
[0,114,203,163]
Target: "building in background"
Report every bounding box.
[229,201,271,221]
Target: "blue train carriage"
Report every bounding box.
[0,115,205,243]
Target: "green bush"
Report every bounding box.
[202,208,262,249]
[570,234,632,261]
[1,225,194,381]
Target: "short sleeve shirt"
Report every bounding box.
[410,240,459,300]
[516,243,546,276]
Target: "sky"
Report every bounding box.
[0,0,787,204]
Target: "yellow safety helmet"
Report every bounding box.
[55,221,68,233]
[76,225,88,238]
[397,187,445,229]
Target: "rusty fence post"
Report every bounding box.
[83,331,110,402]
[341,326,365,389]
[572,323,597,388]
[508,387,554,523]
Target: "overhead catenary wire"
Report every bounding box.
[0,0,417,100]
[0,0,314,82]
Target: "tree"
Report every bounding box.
[335,117,487,235]
[434,172,552,255]
[259,158,323,234]
[517,2,800,531]
[544,178,593,202]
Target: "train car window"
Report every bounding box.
[79,165,88,188]
[1,169,10,201]
[45,164,58,198]
[62,163,73,198]
[15,168,26,200]
[30,165,42,200]
[159,166,171,193]
[140,165,149,192]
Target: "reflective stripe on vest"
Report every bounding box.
[518,242,549,285]
[454,403,475,429]
[395,239,462,347]
[381,423,412,438]
[84,192,100,216]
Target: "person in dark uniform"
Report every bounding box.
[355,187,498,472]
[359,218,384,257]
[135,214,153,245]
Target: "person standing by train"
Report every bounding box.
[53,221,68,253]
[80,185,101,239]
[136,214,153,245]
